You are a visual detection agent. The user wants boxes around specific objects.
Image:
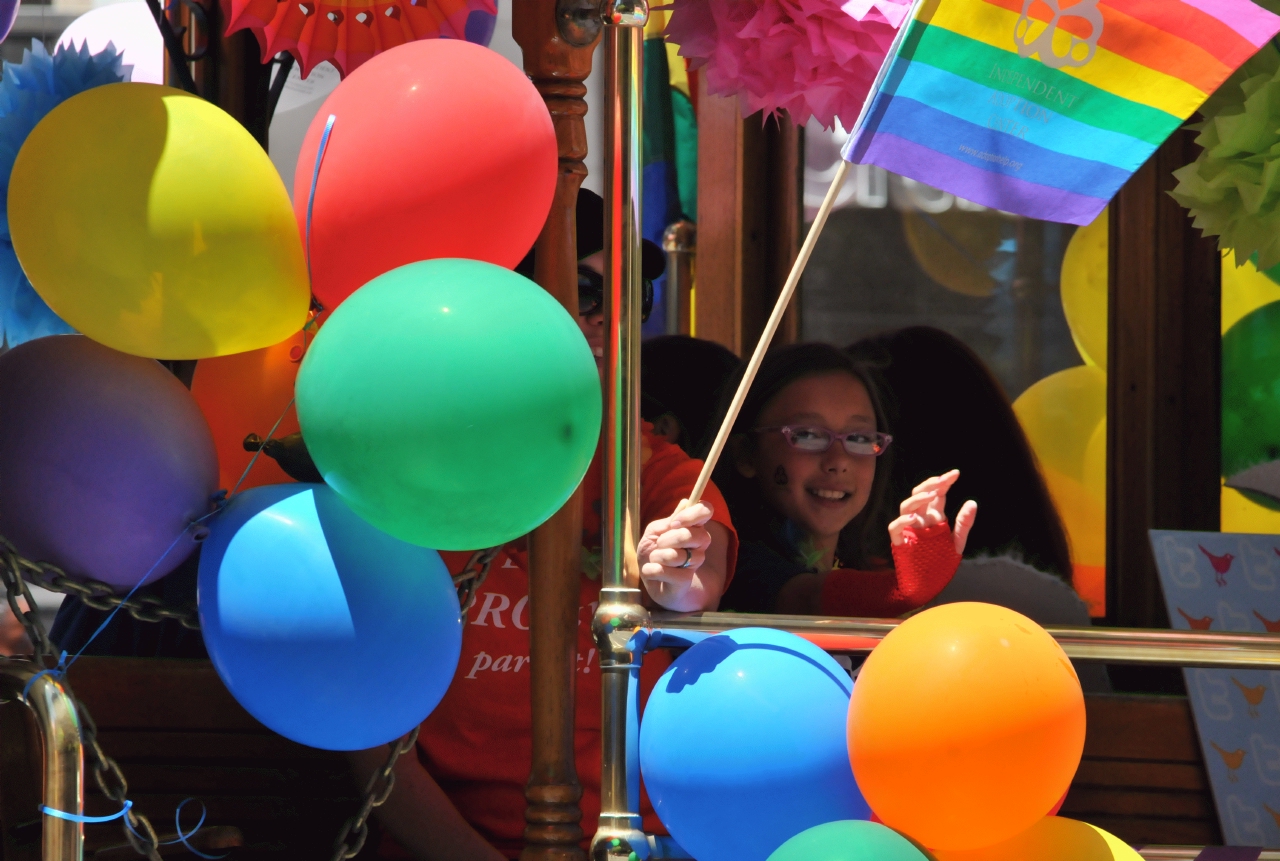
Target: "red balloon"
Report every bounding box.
[294,39,557,310]
[191,331,305,493]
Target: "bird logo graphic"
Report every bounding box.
[1200,546,1235,586]
[1013,0,1103,69]
[1255,610,1280,633]
[1231,677,1267,718]
[1211,741,1247,781]
[1177,607,1213,630]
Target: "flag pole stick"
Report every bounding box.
[688,160,851,505]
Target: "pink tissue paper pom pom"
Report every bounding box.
[665,0,912,130]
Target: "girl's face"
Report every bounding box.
[734,371,879,546]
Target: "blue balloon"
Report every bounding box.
[198,483,462,750]
[639,628,870,861]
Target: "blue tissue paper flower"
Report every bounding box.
[0,39,131,348]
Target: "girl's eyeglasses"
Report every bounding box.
[578,266,654,322]
[754,425,893,457]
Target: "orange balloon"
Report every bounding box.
[191,331,306,492]
[848,603,1086,852]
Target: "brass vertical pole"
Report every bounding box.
[0,660,84,861]
[591,1,649,859]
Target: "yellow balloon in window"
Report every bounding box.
[1221,250,1280,334]
[1013,365,1107,482]
[1014,367,1107,571]
[1059,209,1108,370]
[9,83,309,359]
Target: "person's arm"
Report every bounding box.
[346,747,506,861]
[636,500,730,612]
[777,471,978,618]
[818,523,961,616]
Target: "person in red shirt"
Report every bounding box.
[714,341,977,617]
[357,191,738,861]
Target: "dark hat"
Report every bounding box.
[517,189,666,280]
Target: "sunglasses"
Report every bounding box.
[754,425,893,457]
[578,266,654,322]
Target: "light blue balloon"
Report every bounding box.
[640,628,870,861]
[198,483,462,751]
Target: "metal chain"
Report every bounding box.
[0,540,165,859]
[78,702,164,861]
[4,532,503,861]
[328,547,500,860]
[452,546,500,615]
[0,542,59,663]
[329,726,420,861]
[0,536,199,631]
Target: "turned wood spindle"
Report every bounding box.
[513,2,601,858]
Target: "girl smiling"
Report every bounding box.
[713,342,977,617]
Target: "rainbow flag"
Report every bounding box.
[842,0,1280,225]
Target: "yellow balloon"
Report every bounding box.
[1012,365,1107,482]
[1083,417,1106,507]
[1221,249,1280,335]
[1060,209,1108,370]
[1041,466,1105,567]
[903,209,1002,298]
[10,83,309,359]
[1223,484,1280,534]
[934,817,1140,861]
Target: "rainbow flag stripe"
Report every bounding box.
[843,0,1280,224]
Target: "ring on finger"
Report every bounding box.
[677,548,694,569]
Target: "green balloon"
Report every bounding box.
[296,259,602,549]
[766,821,933,861]
[1223,300,1280,511]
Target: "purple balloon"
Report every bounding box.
[0,0,18,44]
[0,335,218,590]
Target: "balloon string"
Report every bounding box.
[122,798,227,860]
[42,797,223,857]
[229,396,297,498]
[305,114,337,291]
[22,508,221,702]
[41,799,132,823]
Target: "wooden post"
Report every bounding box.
[513,2,599,858]
[694,86,802,354]
[214,28,273,147]
[161,0,272,146]
[1107,128,1221,638]
[694,85,746,353]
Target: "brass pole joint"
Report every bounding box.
[592,588,652,668]
[603,0,648,28]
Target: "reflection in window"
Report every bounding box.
[802,118,1107,616]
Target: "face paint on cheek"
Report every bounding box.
[774,465,788,486]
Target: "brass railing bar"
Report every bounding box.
[651,612,1280,669]
[0,658,85,861]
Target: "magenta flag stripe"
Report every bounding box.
[859,133,1108,225]
[1176,0,1277,46]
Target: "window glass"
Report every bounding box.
[802,119,1107,615]
[1221,254,1280,535]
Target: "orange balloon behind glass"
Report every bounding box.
[191,331,306,492]
[848,603,1086,852]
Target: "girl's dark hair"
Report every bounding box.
[707,342,895,569]
[848,326,1074,582]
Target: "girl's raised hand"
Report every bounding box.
[888,469,978,555]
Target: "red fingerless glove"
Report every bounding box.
[818,523,961,618]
